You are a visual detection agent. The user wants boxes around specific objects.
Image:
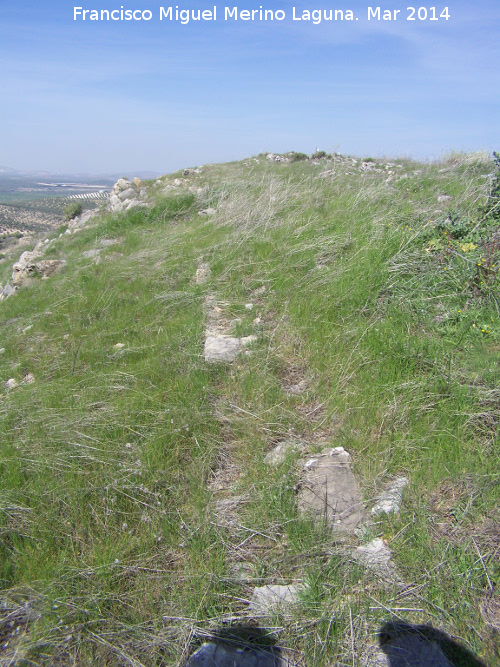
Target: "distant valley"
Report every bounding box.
[0,167,159,238]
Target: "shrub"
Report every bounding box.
[290,152,309,162]
[311,150,331,159]
[64,202,83,221]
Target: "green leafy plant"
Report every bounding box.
[289,151,309,162]
[64,201,83,221]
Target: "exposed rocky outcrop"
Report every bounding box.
[12,245,65,288]
[67,208,99,229]
[108,177,146,213]
[0,237,67,301]
[266,153,290,163]
[9,240,65,290]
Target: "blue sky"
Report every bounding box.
[1,0,498,173]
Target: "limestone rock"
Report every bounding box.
[0,283,16,300]
[100,239,119,247]
[204,335,256,363]
[371,477,408,516]
[297,447,365,532]
[35,260,65,279]
[195,262,211,284]
[264,439,304,466]
[108,178,143,212]
[287,379,308,396]
[12,261,35,287]
[198,207,217,217]
[109,194,122,211]
[117,187,137,202]
[21,373,35,385]
[12,256,65,287]
[124,199,146,210]
[115,178,130,190]
[18,250,39,264]
[249,584,304,616]
[5,379,19,390]
[204,336,242,362]
[68,209,98,229]
[353,538,400,583]
[266,154,290,163]
[11,244,64,288]
[83,249,102,259]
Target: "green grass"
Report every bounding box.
[0,151,499,665]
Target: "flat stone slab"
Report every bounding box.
[204,335,256,362]
[249,584,304,616]
[297,447,365,532]
[353,538,400,583]
[371,477,408,516]
[204,336,242,362]
[183,642,286,667]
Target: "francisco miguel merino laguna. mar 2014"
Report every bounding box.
[73,6,360,23]
[73,5,452,23]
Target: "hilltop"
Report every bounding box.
[0,150,499,666]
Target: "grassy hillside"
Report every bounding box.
[0,151,499,666]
